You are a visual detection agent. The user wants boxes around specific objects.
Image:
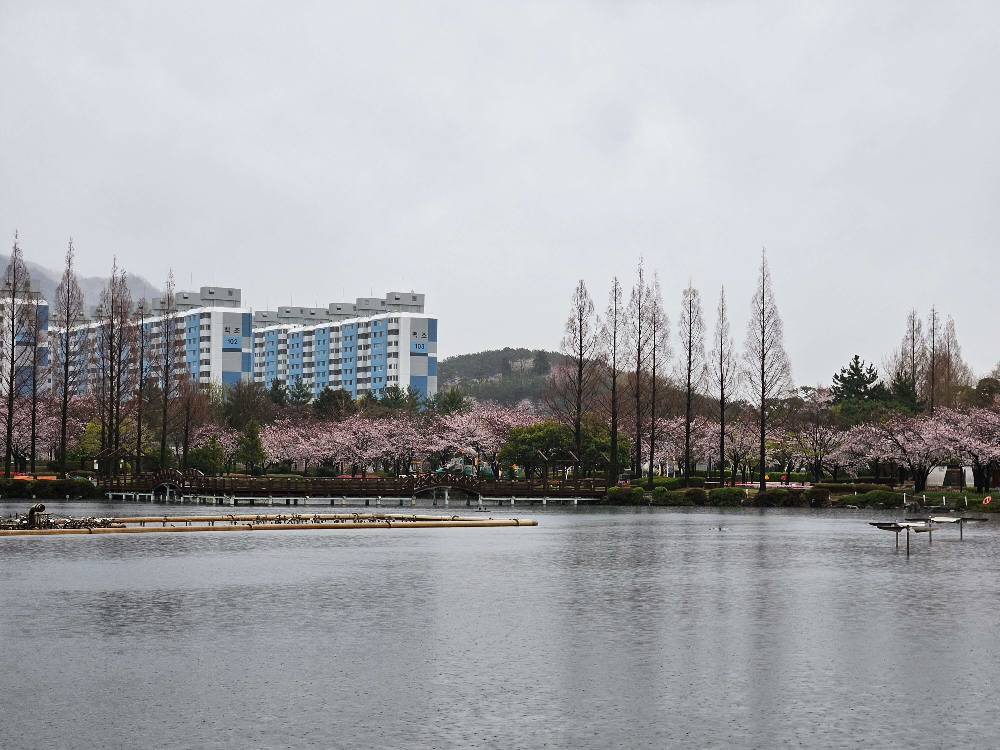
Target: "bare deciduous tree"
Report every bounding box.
[1,233,33,476]
[939,315,971,409]
[900,308,925,387]
[926,305,939,413]
[646,272,670,490]
[601,277,625,482]
[24,287,45,474]
[676,279,705,486]
[53,239,85,476]
[743,250,792,491]
[708,286,738,485]
[545,280,600,461]
[158,271,182,468]
[94,260,134,474]
[132,297,152,474]
[175,374,212,469]
[626,259,650,478]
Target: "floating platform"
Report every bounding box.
[0,511,537,536]
[869,515,987,552]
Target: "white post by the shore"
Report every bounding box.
[444,488,449,506]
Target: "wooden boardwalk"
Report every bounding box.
[99,471,608,501]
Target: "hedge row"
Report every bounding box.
[650,477,705,490]
[605,486,647,504]
[607,485,911,508]
[650,487,709,506]
[646,486,834,508]
[0,478,103,500]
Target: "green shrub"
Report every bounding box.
[605,485,646,504]
[749,489,786,507]
[709,487,746,506]
[779,488,807,507]
[0,478,102,500]
[805,487,831,507]
[651,476,706,490]
[650,489,691,506]
[604,486,625,504]
[685,487,709,506]
[859,489,905,508]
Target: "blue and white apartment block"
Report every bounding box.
[0,280,50,394]
[253,312,438,401]
[61,286,436,402]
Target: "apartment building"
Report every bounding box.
[56,285,434,401]
[253,312,437,400]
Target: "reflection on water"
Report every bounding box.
[1,504,997,749]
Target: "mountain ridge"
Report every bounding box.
[0,253,165,311]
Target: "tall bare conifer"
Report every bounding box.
[53,239,85,475]
[646,272,670,490]
[601,277,625,482]
[1,233,32,476]
[548,280,600,460]
[743,250,792,491]
[676,279,706,486]
[709,286,738,485]
[626,259,649,478]
[158,271,182,468]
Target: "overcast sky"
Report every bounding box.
[2,1,998,385]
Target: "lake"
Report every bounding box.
[1,503,997,749]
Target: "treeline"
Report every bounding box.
[437,348,559,405]
[2,233,476,477]
[542,251,996,491]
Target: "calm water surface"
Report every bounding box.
[1,503,997,749]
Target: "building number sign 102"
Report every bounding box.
[225,336,240,348]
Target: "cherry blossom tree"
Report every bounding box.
[868,414,954,492]
[936,408,1000,493]
[725,414,761,486]
[337,414,384,478]
[792,388,844,483]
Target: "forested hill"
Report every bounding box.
[437,348,562,405]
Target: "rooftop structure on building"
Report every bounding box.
[155,286,242,314]
[0,278,43,299]
[252,291,424,328]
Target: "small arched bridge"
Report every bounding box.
[101,469,607,500]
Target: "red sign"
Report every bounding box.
[984,496,992,504]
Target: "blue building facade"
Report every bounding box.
[253,313,437,401]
